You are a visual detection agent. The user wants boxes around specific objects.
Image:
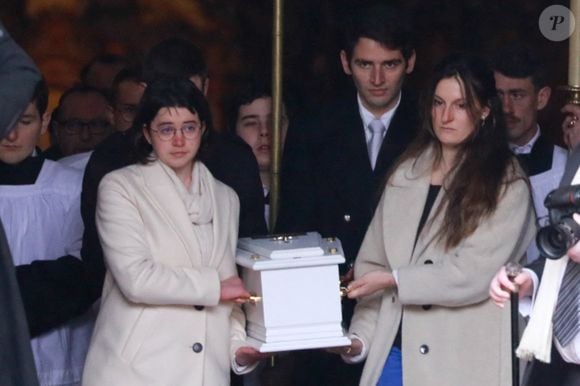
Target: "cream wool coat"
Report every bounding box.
[350,148,537,386]
[82,161,252,386]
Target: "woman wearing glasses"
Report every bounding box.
[82,77,264,386]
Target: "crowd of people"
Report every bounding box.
[1,2,579,386]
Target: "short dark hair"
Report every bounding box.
[492,42,548,89]
[31,78,49,115]
[343,3,415,61]
[142,38,208,85]
[49,84,110,133]
[80,54,126,85]
[111,65,143,103]
[227,77,272,133]
[131,77,212,164]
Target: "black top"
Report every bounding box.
[414,184,442,247]
[516,134,556,177]
[0,156,43,185]
[41,145,63,161]
[394,184,441,349]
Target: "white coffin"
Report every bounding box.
[236,232,351,352]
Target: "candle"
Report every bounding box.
[570,0,580,86]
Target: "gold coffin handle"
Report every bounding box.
[237,293,262,305]
[239,287,348,303]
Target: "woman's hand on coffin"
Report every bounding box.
[346,270,395,298]
[220,276,250,302]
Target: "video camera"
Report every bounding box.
[537,184,580,259]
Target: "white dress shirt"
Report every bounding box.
[358,92,401,149]
[508,126,540,155]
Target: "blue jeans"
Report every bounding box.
[377,347,402,386]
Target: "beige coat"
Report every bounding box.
[350,148,536,386]
[82,161,251,386]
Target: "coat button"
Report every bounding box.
[343,214,351,223]
[424,259,433,265]
[419,344,429,354]
[422,304,432,310]
[194,305,204,311]
[192,343,203,353]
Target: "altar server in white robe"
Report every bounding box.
[0,19,42,386]
[0,78,93,386]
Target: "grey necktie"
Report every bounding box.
[553,261,580,347]
[367,119,386,169]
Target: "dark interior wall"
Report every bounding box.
[236,0,571,143]
[2,0,574,140]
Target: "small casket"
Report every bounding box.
[236,231,351,352]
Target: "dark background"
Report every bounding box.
[0,0,573,145]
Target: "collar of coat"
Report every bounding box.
[137,160,235,269]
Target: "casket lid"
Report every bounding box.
[236,231,345,270]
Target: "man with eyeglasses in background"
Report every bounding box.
[110,66,145,133]
[43,85,113,169]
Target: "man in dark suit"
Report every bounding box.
[0,20,41,386]
[276,4,418,385]
[279,3,417,274]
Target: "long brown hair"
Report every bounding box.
[393,54,519,250]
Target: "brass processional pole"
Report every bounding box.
[269,0,284,231]
[562,0,580,105]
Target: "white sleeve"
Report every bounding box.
[518,268,539,317]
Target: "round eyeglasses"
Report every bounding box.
[150,125,203,141]
[56,119,112,135]
[115,104,138,123]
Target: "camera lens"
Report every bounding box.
[537,226,570,259]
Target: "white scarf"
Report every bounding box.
[159,161,213,225]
